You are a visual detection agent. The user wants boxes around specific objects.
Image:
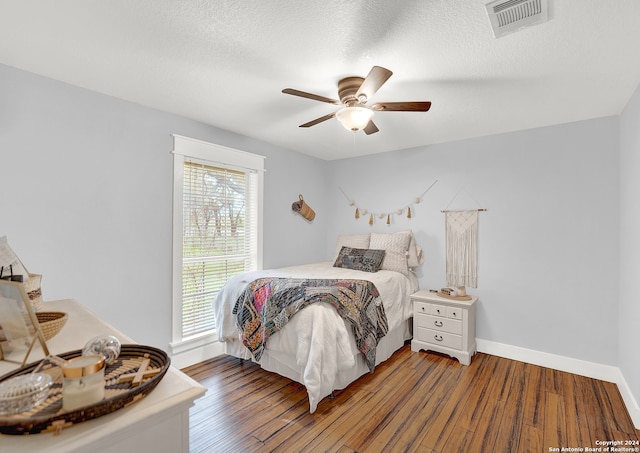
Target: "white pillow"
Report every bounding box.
[370,231,412,275]
[333,233,371,260]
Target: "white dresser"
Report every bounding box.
[410,290,478,365]
[0,299,206,453]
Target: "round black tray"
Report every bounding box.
[0,344,170,435]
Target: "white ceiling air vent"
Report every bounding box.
[485,0,550,38]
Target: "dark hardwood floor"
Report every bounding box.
[182,345,640,452]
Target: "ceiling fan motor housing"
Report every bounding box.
[338,77,365,105]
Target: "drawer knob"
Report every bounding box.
[421,307,425,312]
[434,320,443,327]
[434,335,443,342]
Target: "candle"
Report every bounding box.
[61,355,105,411]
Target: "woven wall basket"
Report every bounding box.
[291,194,316,221]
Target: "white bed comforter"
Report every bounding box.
[213,261,417,412]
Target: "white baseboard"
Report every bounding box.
[169,335,225,370]
[476,339,640,429]
[615,372,640,430]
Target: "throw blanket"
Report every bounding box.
[233,277,388,372]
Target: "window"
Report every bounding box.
[171,135,263,361]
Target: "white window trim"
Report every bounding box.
[169,135,264,368]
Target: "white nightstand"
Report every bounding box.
[410,290,478,365]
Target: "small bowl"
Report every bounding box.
[0,373,53,415]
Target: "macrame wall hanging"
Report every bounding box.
[339,179,438,225]
[442,191,486,296]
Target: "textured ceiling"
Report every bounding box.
[1,1,639,160]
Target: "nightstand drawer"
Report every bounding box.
[415,301,430,315]
[415,313,462,335]
[431,304,447,317]
[447,306,463,320]
[415,327,463,350]
[428,303,464,320]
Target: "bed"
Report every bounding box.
[212,231,423,413]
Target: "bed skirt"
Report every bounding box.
[222,318,412,410]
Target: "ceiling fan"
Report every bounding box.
[282,66,431,135]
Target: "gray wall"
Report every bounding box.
[619,82,640,407]
[0,63,328,348]
[325,117,620,366]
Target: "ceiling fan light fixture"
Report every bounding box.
[282,66,430,135]
[335,106,374,131]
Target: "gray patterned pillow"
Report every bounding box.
[333,247,386,273]
[333,233,371,261]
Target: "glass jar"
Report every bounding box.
[61,354,105,411]
[82,335,121,365]
[0,373,52,415]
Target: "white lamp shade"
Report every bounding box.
[335,106,374,131]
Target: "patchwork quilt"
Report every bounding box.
[233,277,388,372]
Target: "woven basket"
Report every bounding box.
[35,312,68,341]
[0,344,170,435]
[291,194,316,221]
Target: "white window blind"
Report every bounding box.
[181,160,258,337]
[172,135,263,350]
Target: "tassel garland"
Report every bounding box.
[338,179,438,226]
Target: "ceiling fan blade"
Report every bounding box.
[299,112,336,128]
[370,101,432,112]
[282,88,340,105]
[363,120,379,135]
[355,66,393,103]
